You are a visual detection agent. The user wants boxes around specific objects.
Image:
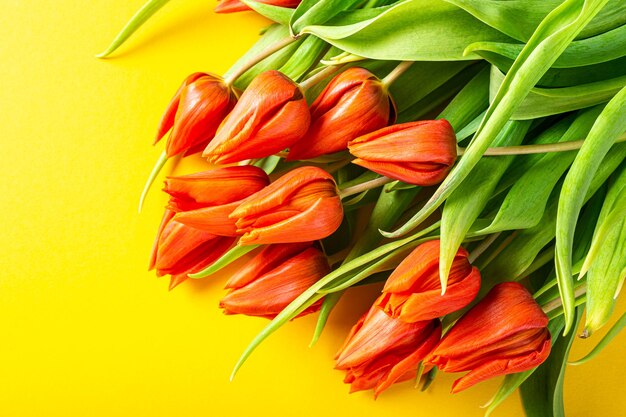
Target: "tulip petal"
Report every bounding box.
[219,247,329,318]
[164,166,269,211]
[450,337,551,393]
[173,202,240,236]
[225,242,311,289]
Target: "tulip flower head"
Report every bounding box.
[215,0,301,13]
[220,243,330,318]
[150,166,270,289]
[288,67,395,160]
[149,210,236,290]
[230,166,344,245]
[426,282,551,393]
[378,239,481,322]
[335,297,441,396]
[348,119,457,186]
[167,166,270,236]
[156,72,237,158]
[203,70,310,164]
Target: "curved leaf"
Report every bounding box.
[96,0,172,58]
[555,85,626,334]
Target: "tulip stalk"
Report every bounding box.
[223,36,298,86]
[460,132,626,157]
[338,176,394,199]
[381,61,414,87]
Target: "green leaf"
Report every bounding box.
[556,85,626,334]
[397,62,487,123]
[96,0,172,58]
[446,0,562,42]
[467,23,626,69]
[278,35,329,81]
[489,67,626,120]
[570,311,626,365]
[484,144,626,281]
[519,309,583,417]
[383,0,611,240]
[223,24,301,89]
[479,106,603,234]
[437,65,490,132]
[241,0,294,25]
[290,0,363,35]
[252,155,281,174]
[439,120,531,289]
[584,164,626,334]
[301,0,513,61]
[188,244,259,279]
[484,317,565,417]
[389,61,472,113]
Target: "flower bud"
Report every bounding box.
[149,210,236,290]
[220,243,330,318]
[156,72,236,158]
[288,67,395,160]
[348,119,457,186]
[426,282,551,393]
[150,166,269,289]
[230,166,343,245]
[203,70,310,164]
[378,240,480,322]
[335,297,441,396]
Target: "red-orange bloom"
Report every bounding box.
[230,166,343,245]
[203,70,310,164]
[156,72,237,158]
[215,0,301,13]
[348,119,457,186]
[426,282,551,393]
[149,210,236,290]
[377,240,480,322]
[166,166,270,236]
[288,67,395,160]
[335,297,441,396]
[150,166,269,289]
[219,243,330,318]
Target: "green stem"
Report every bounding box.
[381,61,414,87]
[188,244,260,278]
[338,176,394,199]
[299,64,343,91]
[223,36,297,86]
[138,150,168,213]
[459,132,626,156]
[542,285,586,315]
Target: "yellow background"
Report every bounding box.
[1,1,625,416]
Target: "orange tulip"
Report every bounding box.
[203,70,310,164]
[348,119,457,186]
[219,243,330,318]
[230,166,343,245]
[149,210,236,290]
[215,0,301,13]
[150,166,269,289]
[164,166,270,236]
[288,67,395,160]
[335,297,441,396]
[426,282,551,393]
[156,72,237,158]
[377,240,480,322]
[164,166,270,212]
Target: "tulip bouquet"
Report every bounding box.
[100,0,626,415]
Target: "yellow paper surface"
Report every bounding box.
[1,1,625,416]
